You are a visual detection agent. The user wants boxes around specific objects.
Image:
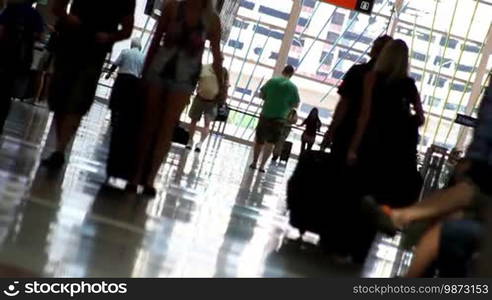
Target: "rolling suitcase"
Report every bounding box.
[280,141,293,162]
[287,150,362,256]
[287,150,333,235]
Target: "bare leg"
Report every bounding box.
[142,90,191,188]
[34,72,45,102]
[41,74,52,101]
[54,113,83,152]
[300,141,306,154]
[187,120,198,146]
[392,181,476,228]
[405,223,441,278]
[200,115,212,144]
[259,143,274,170]
[251,142,264,167]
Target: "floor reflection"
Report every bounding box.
[0,101,400,278]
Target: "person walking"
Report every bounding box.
[186,63,229,153]
[126,0,224,196]
[249,65,300,173]
[41,0,136,169]
[348,39,425,207]
[300,108,321,154]
[105,37,145,126]
[104,37,145,181]
[364,74,492,277]
[320,35,392,156]
[0,0,43,135]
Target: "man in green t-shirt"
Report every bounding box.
[250,65,300,172]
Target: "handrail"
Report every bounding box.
[227,106,326,137]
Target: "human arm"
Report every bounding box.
[347,72,376,165]
[142,0,172,75]
[105,52,123,79]
[325,97,349,144]
[208,13,224,94]
[260,80,272,100]
[288,110,298,125]
[326,66,358,143]
[216,68,230,105]
[409,82,425,126]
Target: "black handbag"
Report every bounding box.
[215,104,230,122]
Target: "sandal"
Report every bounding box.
[360,196,398,236]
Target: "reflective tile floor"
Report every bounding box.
[0,101,370,278]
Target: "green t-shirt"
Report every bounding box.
[260,77,300,120]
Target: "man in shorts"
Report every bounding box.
[186,63,229,153]
[250,65,300,173]
[42,0,135,169]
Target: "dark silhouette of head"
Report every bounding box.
[369,35,393,59]
[307,108,319,120]
[282,65,295,78]
[374,39,410,82]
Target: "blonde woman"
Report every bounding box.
[127,0,224,196]
[348,39,425,208]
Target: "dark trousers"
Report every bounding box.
[106,74,142,180]
[0,70,14,134]
[437,219,482,277]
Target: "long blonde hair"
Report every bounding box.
[374,39,409,83]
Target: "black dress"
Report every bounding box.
[358,75,422,207]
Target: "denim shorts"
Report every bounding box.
[145,46,201,94]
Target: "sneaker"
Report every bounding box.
[259,168,266,173]
[142,186,157,197]
[194,142,202,153]
[41,151,66,169]
[271,155,279,162]
[249,164,257,170]
[185,143,193,150]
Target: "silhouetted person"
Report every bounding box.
[105,37,145,126]
[250,65,300,173]
[348,39,425,207]
[127,0,224,196]
[321,35,393,156]
[300,108,321,154]
[0,0,43,134]
[104,37,145,182]
[42,0,135,169]
[365,74,492,277]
